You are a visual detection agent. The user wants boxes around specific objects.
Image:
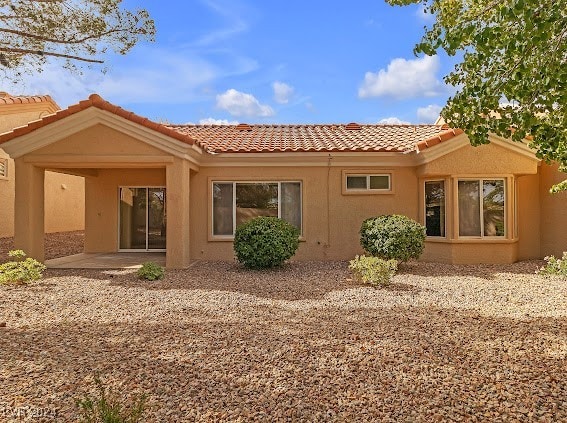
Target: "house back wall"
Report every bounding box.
[189,165,419,261]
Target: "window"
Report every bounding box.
[458,179,505,237]
[346,174,390,191]
[0,158,7,178]
[425,180,445,237]
[212,182,302,237]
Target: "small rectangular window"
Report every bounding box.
[346,174,390,191]
[425,181,445,237]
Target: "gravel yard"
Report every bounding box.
[0,257,566,422]
[0,231,84,263]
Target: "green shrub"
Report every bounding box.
[234,216,300,269]
[349,255,398,287]
[360,215,426,262]
[137,262,164,281]
[76,374,147,423]
[0,250,46,285]
[537,252,567,277]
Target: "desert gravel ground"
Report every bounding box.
[0,235,566,421]
[0,231,84,263]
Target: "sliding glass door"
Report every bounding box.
[119,187,166,251]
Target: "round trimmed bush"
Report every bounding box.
[360,214,426,262]
[234,217,300,269]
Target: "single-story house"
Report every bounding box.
[0,94,565,267]
[0,93,84,238]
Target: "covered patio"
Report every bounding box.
[0,95,201,268]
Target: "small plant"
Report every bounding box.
[349,255,398,287]
[137,262,164,281]
[537,252,567,277]
[0,250,46,285]
[359,215,426,262]
[76,374,147,423]
[234,216,300,269]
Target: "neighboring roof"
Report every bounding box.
[0,94,197,147]
[0,93,465,154]
[168,123,455,153]
[0,92,59,109]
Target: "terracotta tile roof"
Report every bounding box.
[0,94,197,147]
[0,92,58,107]
[168,123,454,153]
[0,93,465,153]
[415,126,465,151]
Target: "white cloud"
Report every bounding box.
[378,117,411,125]
[417,104,443,123]
[3,45,258,108]
[216,89,274,117]
[198,118,238,125]
[358,55,444,99]
[272,81,294,104]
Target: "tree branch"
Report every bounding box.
[0,27,130,45]
[0,47,103,63]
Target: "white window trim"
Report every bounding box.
[424,179,447,239]
[345,174,391,191]
[211,181,303,239]
[457,178,507,239]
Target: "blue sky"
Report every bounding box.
[7,0,458,125]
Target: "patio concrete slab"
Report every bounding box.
[45,252,166,269]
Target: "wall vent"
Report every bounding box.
[0,158,7,178]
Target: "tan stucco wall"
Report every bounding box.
[516,174,541,260]
[0,101,84,238]
[539,163,567,257]
[417,141,541,263]
[418,142,539,176]
[85,168,166,253]
[37,124,175,253]
[0,156,84,237]
[189,165,419,261]
[0,103,58,134]
[0,151,15,237]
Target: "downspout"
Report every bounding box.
[326,153,333,253]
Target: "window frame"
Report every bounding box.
[457,178,507,239]
[211,180,303,239]
[424,179,447,239]
[343,172,392,194]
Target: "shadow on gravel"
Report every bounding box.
[398,260,544,279]
[108,261,358,301]
[1,307,565,421]
[40,258,547,301]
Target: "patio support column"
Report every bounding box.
[14,158,45,261]
[166,158,191,268]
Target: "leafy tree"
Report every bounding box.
[0,0,155,79]
[388,0,567,191]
